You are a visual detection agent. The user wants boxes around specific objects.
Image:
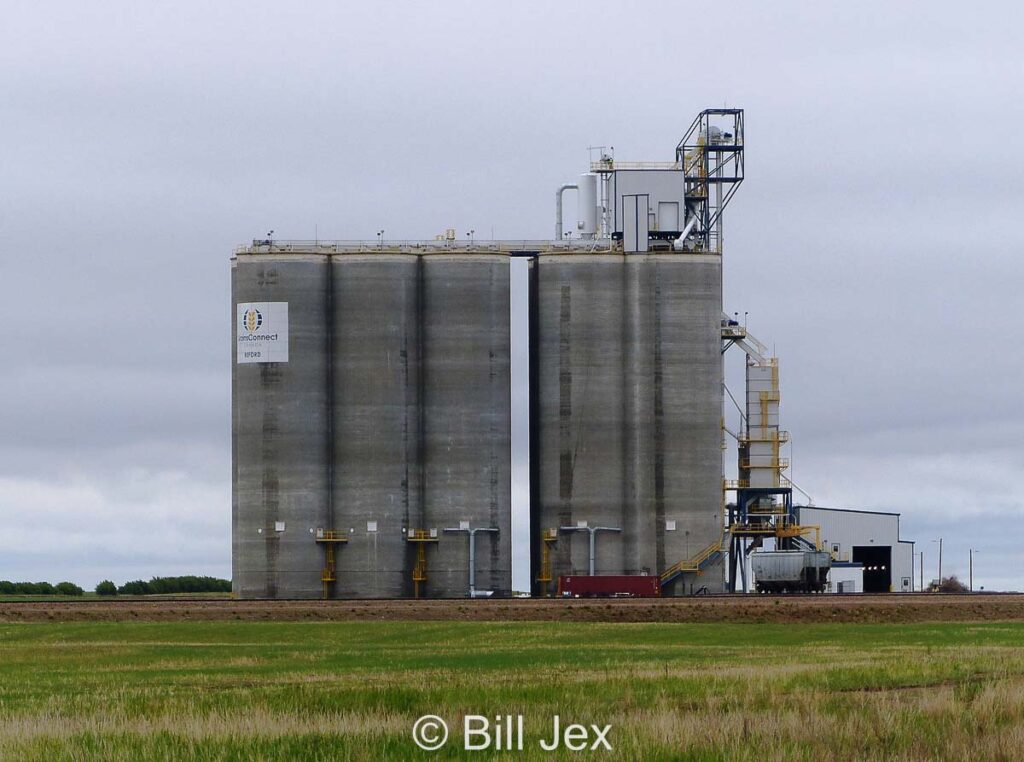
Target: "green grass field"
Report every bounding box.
[0,620,1021,760]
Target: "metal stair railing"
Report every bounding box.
[660,542,724,587]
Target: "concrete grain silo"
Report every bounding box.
[232,246,511,599]
[528,254,725,595]
[530,109,746,596]
[421,256,512,598]
[329,254,422,598]
[232,254,332,598]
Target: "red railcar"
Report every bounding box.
[557,575,661,598]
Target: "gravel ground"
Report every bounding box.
[2,593,1023,623]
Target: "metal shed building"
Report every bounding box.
[796,506,915,592]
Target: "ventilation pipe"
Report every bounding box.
[444,526,499,598]
[672,210,702,251]
[555,184,578,240]
[559,525,622,575]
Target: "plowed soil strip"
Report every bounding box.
[2,594,1023,623]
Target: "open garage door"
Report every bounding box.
[852,546,892,593]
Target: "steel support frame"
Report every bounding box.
[676,109,744,252]
[726,487,793,593]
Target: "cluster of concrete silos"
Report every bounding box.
[232,246,723,599]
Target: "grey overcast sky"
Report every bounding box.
[1,1,1021,591]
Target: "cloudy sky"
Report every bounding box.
[2,2,1020,592]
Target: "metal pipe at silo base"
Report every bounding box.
[444,527,499,598]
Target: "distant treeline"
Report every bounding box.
[110,576,232,595]
[0,581,84,596]
[1,577,232,597]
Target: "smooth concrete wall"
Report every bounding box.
[233,249,720,598]
[530,254,724,595]
[233,255,331,599]
[233,252,511,599]
[423,257,512,598]
[331,255,422,598]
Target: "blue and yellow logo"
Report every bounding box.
[243,307,263,334]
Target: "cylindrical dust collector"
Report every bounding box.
[577,173,599,238]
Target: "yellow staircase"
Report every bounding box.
[660,541,724,587]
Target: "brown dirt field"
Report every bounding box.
[2,594,1023,624]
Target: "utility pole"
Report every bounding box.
[932,538,943,586]
[969,548,977,592]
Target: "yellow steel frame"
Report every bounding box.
[314,530,349,600]
[660,541,723,584]
[535,529,559,597]
[726,522,822,551]
[406,529,439,598]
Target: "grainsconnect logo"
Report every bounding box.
[243,307,262,334]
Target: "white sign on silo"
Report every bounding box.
[236,302,289,363]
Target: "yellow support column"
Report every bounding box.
[314,530,348,600]
[535,529,558,597]
[406,529,439,599]
[413,544,427,598]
